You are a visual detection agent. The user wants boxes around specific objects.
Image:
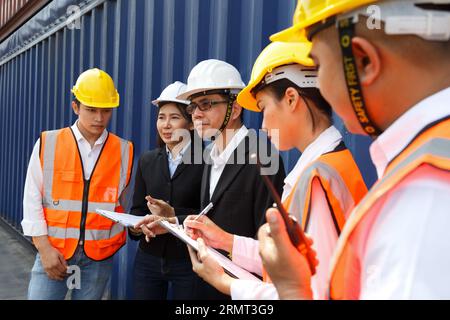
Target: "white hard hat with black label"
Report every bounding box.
[152,81,190,106]
[177,59,245,101]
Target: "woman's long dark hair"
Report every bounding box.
[156,102,193,148]
[253,78,332,132]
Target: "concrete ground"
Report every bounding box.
[0,220,35,300]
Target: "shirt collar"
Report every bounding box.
[283,125,343,195]
[370,86,450,178]
[71,121,108,146]
[210,125,249,166]
[166,140,192,161]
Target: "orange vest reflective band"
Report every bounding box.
[329,118,450,300]
[285,143,368,233]
[262,143,368,282]
[39,127,134,261]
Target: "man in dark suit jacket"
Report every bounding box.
[176,59,286,299]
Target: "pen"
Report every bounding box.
[194,202,214,221]
[251,153,316,276]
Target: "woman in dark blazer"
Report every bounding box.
[129,82,204,300]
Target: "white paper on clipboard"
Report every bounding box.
[157,220,261,282]
[95,209,144,228]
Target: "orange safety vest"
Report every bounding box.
[39,127,134,261]
[263,143,368,282]
[329,118,450,300]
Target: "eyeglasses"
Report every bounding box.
[186,99,229,115]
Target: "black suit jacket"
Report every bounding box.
[194,133,286,299]
[130,144,204,260]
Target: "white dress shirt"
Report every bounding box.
[358,87,450,299]
[21,122,108,237]
[209,125,249,199]
[282,126,343,202]
[230,126,344,300]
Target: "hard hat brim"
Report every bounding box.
[151,98,190,107]
[177,86,245,101]
[270,25,303,42]
[237,86,261,113]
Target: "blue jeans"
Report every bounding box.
[133,248,196,300]
[28,246,113,300]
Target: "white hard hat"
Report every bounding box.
[152,81,190,106]
[340,0,450,41]
[263,64,318,89]
[177,59,246,101]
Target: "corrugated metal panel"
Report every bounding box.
[0,0,376,299]
[0,0,50,41]
[1,0,35,27]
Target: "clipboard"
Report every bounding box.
[95,209,144,228]
[157,220,261,282]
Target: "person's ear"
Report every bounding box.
[284,87,301,112]
[72,101,80,115]
[351,37,381,86]
[231,102,243,121]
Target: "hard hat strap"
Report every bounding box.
[337,17,382,138]
[211,95,235,141]
[306,17,336,41]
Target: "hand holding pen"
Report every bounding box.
[184,212,234,253]
[194,202,214,221]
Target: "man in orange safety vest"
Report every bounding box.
[22,68,134,300]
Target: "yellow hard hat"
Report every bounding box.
[270,0,377,42]
[71,68,120,108]
[237,40,315,112]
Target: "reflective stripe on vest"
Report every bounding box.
[119,136,130,198]
[263,146,367,283]
[284,160,355,233]
[42,130,131,203]
[43,199,116,213]
[48,222,125,241]
[329,132,450,300]
[40,127,133,261]
[42,130,58,207]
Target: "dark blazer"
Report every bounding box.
[130,144,204,260]
[193,132,286,299]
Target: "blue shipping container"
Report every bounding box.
[0,0,376,299]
